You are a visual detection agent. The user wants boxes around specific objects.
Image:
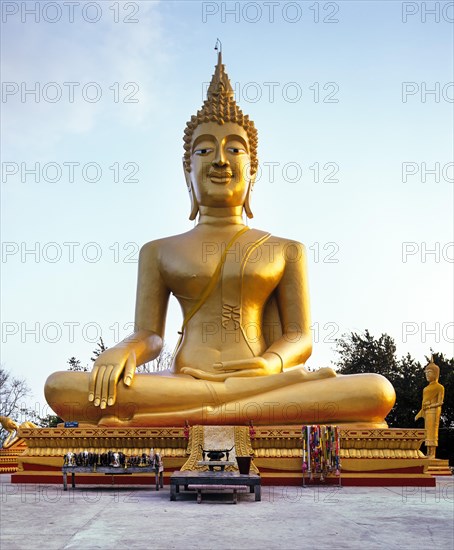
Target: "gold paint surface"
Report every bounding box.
[415,359,445,457]
[44,53,396,427]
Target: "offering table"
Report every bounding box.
[170,471,261,503]
[62,465,163,491]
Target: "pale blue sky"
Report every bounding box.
[1,0,453,416]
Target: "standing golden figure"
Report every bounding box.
[45,50,395,426]
[415,357,445,458]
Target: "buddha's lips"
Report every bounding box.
[209,170,233,183]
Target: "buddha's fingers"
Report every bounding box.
[180,367,226,381]
[180,367,205,378]
[93,365,107,407]
[123,354,136,387]
[100,365,114,409]
[233,369,267,378]
[88,369,97,402]
[213,362,237,372]
[181,367,264,381]
[215,358,267,371]
[107,365,124,407]
[211,368,268,380]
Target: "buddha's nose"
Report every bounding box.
[212,147,228,167]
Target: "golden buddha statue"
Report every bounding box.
[45,51,395,427]
[415,357,445,458]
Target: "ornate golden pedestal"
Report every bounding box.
[12,427,187,485]
[9,426,441,486]
[426,459,452,476]
[0,438,27,473]
[250,427,436,486]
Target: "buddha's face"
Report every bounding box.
[425,367,437,382]
[185,122,255,209]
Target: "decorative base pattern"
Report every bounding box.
[251,426,428,462]
[7,425,441,486]
[16,426,188,458]
[0,439,27,473]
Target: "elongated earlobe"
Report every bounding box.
[188,184,199,220]
[243,177,255,219]
[183,160,199,221]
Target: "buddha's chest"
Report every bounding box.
[160,243,284,301]
[423,384,442,402]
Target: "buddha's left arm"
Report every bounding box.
[263,241,312,370]
[432,384,445,408]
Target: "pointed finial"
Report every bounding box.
[207,39,234,101]
[214,38,222,65]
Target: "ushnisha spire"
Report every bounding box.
[183,47,258,174]
[206,51,235,101]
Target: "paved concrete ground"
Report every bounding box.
[0,474,453,550]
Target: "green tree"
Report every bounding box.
[90,337,108,363]
[67,357,88,372]
[38,414,62,427]
[333,331,453,429]
[67,339,108,372]
[334,330,454,463]
[333,330,399,378]
[20,408,62,428]
[388,352,425,427]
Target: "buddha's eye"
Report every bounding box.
[194,148,213,156]
[227,147,246,155]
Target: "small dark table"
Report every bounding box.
[170,471,261,502]
[62,466,163,491]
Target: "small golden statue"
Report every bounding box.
[0,416,37,448]
[0,416,19,448]
[415,356,445,458]
[44,48,395,427]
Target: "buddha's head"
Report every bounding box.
[183,52,258,220]
[424,357,440,382]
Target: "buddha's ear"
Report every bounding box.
[183,158,199,221]
[243,168,257,219]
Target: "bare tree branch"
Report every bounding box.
[0,367,30,444]
[136,346,173,373]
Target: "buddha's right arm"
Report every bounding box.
[88,329,163,408]
[88,241,170,408]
